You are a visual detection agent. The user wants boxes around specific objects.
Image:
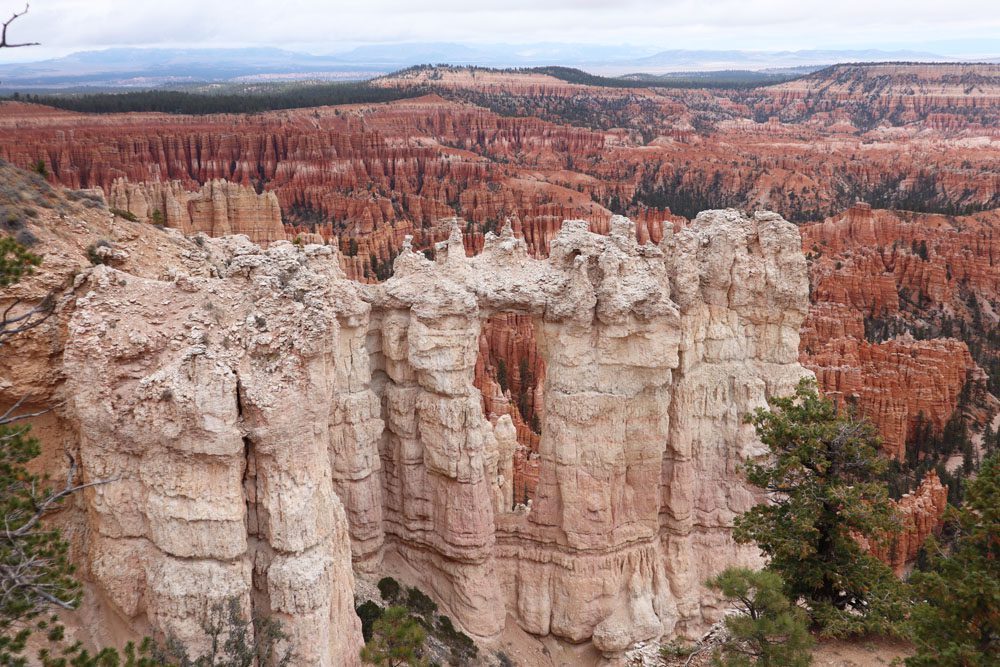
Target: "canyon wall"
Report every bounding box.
[800,204,1000,459]
[108,178,286,244]
[872,471,949,575]
[32,208,810,662]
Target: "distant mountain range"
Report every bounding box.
[1,43,997,91]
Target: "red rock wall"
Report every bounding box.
[867,471,949,574]
[800,205,1000,458]
[474,314,544,503]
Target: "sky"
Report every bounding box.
[4,0,1000,62]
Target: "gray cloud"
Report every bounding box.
[3,0,999,61]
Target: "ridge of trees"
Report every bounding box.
[7,84,424,115]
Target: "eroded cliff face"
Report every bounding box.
[7,196,809,661]
[62,239,370,664]
[870,471,949,575]
[800,204,1000,458]
[366,210,810,654]
[108,178,286,245]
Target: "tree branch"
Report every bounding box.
[0,3,39,48]
[0,293,56,346]
[0,394,63,426]
[6,453,120,539]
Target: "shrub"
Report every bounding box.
[0,206,21,231]
[109,207,138,222]
[435,615,477,665]
[360,606,427,667]
[377,576,402,604]
[30,160,48,178]
[356,601,384,643]
[86,239,113,266]
[405,587,437,619]
[0,236,41,286]
[14,228,38,247]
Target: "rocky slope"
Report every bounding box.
[2,171,812,661]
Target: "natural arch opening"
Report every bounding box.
[474,312,545,509]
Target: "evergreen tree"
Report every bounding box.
[495,359,508,394]
[906,454,1000,666]
[707,568,813,667]
[360,606,427,667]
[734,378,906,636]
[30,161,48,179]
[0,237,40,287]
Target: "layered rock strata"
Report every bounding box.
[108,178,286,245]
[368,209,811,653]
[800,205,1000,458]
[63,240,372,664]
[47,208,809,662]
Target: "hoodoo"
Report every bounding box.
[49,210,811,662]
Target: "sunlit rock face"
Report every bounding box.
[56,210,809,663]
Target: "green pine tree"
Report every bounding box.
[906,454,1000,666]
[360,606,427,667]
[707,568,813,667]
[734,378,906,636]
[0,237,41,287]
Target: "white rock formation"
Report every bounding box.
[55,210,809,664]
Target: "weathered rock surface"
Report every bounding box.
[371,210,810,653]
[6,202,810,662]
[63,239,371,664]
[877,471,949,574]
[108,178,286,245]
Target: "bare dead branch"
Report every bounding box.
[0,292,56,346]
[0,3,39,48]
[0,395,62,426]
[7,452,120,539]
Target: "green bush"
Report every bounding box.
[360,606,427,667]
[377,576,401,604]
[109,207,139,222]
[405,587,437,619]
[356,601,384,643]
[707,568,813,667]
[435,615,477,665]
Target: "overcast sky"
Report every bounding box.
[4,0,1000,61]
